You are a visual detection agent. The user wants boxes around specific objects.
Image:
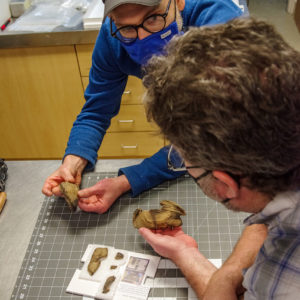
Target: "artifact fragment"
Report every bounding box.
[59,182,79,211]
[88,247,108,276]
[102,275,116,294]
[115,252,124,260]
[133,200,186,230]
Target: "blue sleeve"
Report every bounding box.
[64,19,140,170]
[182,0,243,28]
[119,146,186,197]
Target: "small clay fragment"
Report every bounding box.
[102,276,116,294]
[115,252,124,260]
[110,265,117,269]
[133,200,186,230]
[59,182,79,211]
[88,247,108,275]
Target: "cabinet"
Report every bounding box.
[76,44,164,158]
[0,44,164,159]
[0,46,85,159]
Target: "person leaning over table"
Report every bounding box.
[137,18,300,299]
[42,0,247,212]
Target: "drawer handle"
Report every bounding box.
[121,144,138,149]
[118,120,134,123]
[123,90,131,94]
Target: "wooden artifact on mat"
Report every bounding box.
[115,252,124,260]
[103,276,116,294]
[88,247,108,276]
[59,182,79,211]
[133,200,186,230]
[0,159,8,214]
[0,192,7,214]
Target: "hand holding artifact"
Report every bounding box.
[133,200,186,230]
[59,182,79,211]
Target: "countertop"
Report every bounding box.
[0,1,102,49]
[0,27,99,48]
[0,159,142,300]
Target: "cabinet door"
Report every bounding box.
[108,105,158,132]
[121,76,145,105]
[82,75,145,105]
[76,44,94,77]
[0,46,84,159]
[99,132,164,158]
[77,44,145,105]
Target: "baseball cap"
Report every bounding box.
[103,0,162,18]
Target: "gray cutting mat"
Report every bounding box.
[11,172,249,300]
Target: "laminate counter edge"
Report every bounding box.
[0,29,99,48]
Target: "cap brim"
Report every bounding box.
[104,0,161,18]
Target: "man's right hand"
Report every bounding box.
[138,227,199,261]
[42,155,87,197]
[78,175,131,214]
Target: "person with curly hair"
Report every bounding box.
[139,17,300,299]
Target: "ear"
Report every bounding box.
[176,0,185,11]
[212,170,239,199]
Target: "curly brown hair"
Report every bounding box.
[143,17,300,195]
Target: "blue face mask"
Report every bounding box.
[121,21,181,65]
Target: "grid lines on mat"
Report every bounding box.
[11,172,248,300]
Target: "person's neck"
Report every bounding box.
[239,186,272,213]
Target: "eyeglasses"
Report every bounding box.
[167,144,206,173]
[167,145,245,187]
[167,145,186,171]
[167,145,212,183]
[110,0,174,44]
[188,170,212,183]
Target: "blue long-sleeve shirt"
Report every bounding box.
[65,0,246,196]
